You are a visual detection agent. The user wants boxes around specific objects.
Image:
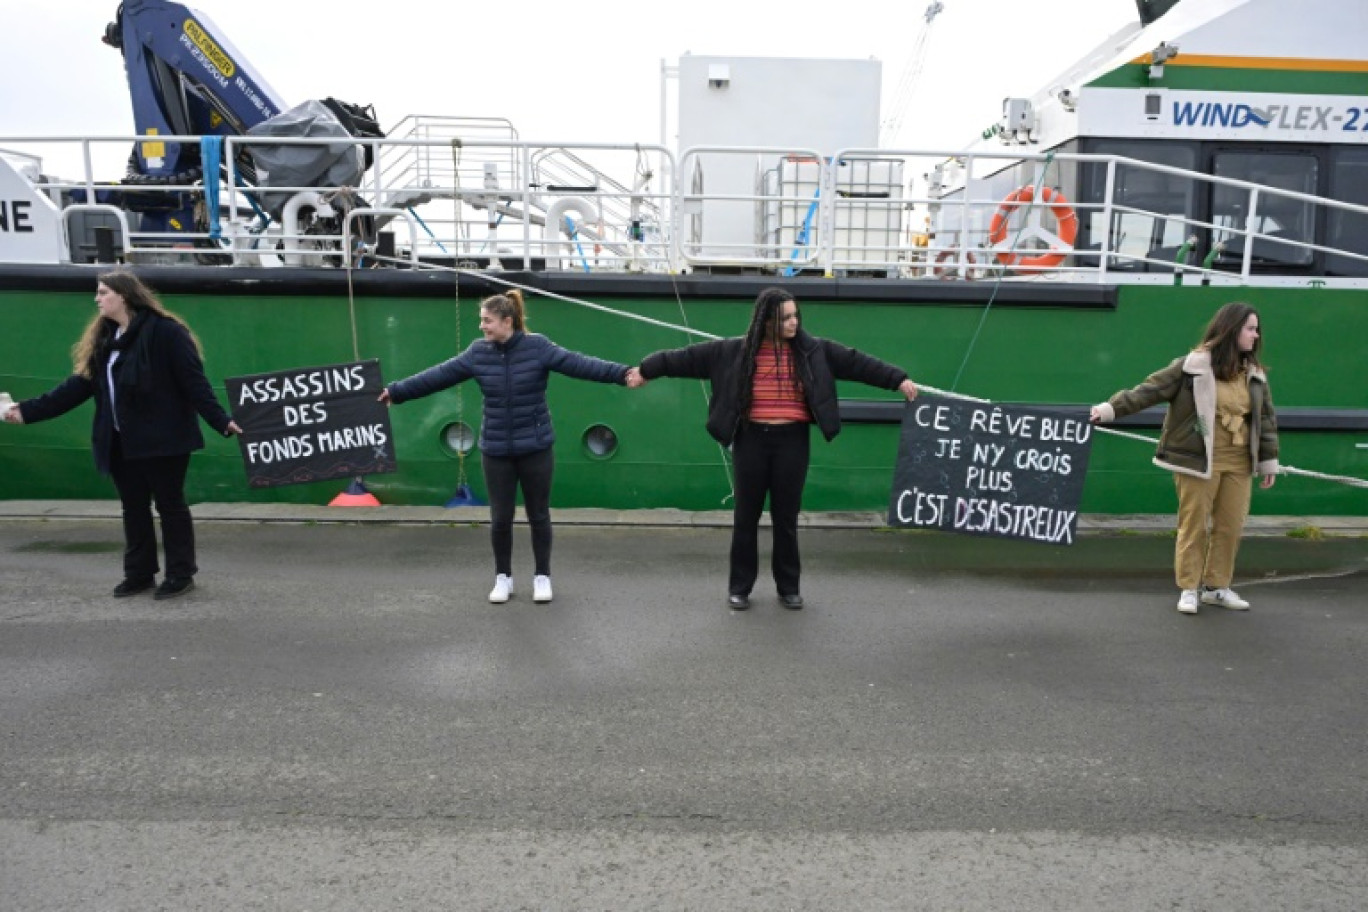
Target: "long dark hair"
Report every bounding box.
[1199,301,1263,381]
[737,287,808,415]
[71,270,200,378]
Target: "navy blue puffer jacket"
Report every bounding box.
[387,331,628,457]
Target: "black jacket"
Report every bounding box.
[19,314,234,473]
[639,328,908,446]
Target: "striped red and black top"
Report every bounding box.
[749,342,811,423]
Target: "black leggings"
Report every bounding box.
[728,421,810,597]
[482,446,555,577]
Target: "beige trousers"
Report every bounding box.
[1173,470,1252,590]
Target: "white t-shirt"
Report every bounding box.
[107,327,124,432]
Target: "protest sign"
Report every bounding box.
[226,359,396,488]
[887,395,1093,545]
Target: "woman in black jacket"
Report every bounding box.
[630,287,918,610]
[3,271,241,600]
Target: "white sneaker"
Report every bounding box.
[533,574,553,604]
[1177,589,1200,614]
[1201,587,1250,610]
[488,574,513,604]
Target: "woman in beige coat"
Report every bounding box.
[1090,302,1279,615]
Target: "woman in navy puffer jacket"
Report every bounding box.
[382,290,631,605]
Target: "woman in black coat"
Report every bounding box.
[3,271,241,600]
[629,287,918,610]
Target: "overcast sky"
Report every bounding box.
[2,0,1137,171]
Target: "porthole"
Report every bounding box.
[440,421,475,456]
[582,423,619,460]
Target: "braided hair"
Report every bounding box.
[737,287,808,416]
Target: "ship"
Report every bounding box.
[0,0,1364,516]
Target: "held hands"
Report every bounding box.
[226,420,243,436]
[898,379,918,401]
[377,389,392,405]
[625,367,648,389]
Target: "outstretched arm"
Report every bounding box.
[639,339,729,381]
[542,340,630,385]
[1090,357,1186,424]
[823,339,911,392]
[9,375,95,426]
[386,346,478,405]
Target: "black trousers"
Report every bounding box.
[729,421,811,597]
[482,446,555,577]
[108,436,196,581]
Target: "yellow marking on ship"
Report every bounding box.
[1131,53,1368,72]
[184,19,236,78]
[141,128,164,159]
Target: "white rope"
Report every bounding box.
[343,261,361,362]
[663,269,737,506]
[361,255,1367,490]
[919,384,1365,485]
[373,255,723,340]
[1280,466,1368,489]
[917,381,1158,444]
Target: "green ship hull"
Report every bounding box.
[3,269,1364,516]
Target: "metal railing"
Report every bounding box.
[3,133,1367,284]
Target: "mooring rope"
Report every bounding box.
[662,269,737,506]
[361,254,1367,489]
[949,151,1059,393]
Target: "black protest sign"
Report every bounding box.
[887,395,1093,545]
[226,360,396,488]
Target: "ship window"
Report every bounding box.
[1211,151,1316,268]
[440,422,476,456]
[582,424,619,460]
[1326,148,1368,277]
[1078,141,1198,272]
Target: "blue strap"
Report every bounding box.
[200,136,223,240]
[408,207,448,254]
[564,215,591,273]
[782,187,821,277]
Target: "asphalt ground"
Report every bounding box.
[1,504,1366,910]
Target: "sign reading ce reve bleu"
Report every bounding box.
[888,395,1094,545]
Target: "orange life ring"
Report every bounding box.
[987,185,1078,271]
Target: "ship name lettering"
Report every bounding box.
[0,200,34,233]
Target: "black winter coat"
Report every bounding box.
[639,328,908,445]
[386,331,628,458]
[18,314,235,474]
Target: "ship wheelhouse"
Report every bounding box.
[1065,136,1368,278]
